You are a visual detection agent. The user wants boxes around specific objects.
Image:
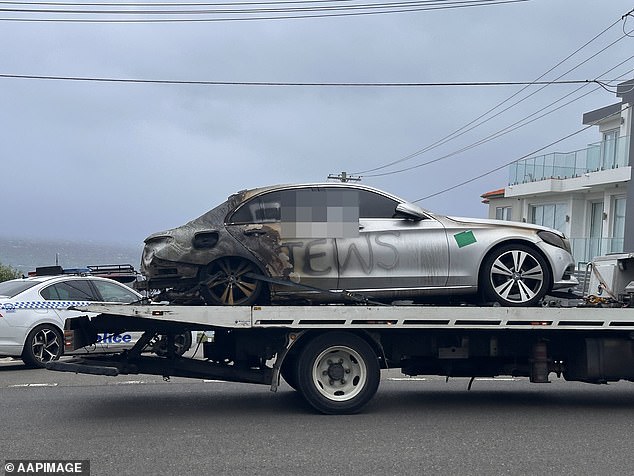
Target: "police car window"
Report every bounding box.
[92,280,139,303]
[357,190,399,218]
[0,281,38,298]
[41,280,97,301]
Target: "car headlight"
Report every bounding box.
[537,230,571,253]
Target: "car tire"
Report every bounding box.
[22,324,63,369]
[295,332,380,414]
[481,243,551,307]
[201,257,264,306]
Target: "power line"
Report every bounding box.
[356,34,632,177]
[362,58,634,177]
[0,0,530,21]
[0,0,528,13]
[354,10,629,175]
[0,0,407,4]
[412,103,633,203]
[412,125,594,202]
[0,74,608,87]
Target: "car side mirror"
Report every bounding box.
[395,202,427,221]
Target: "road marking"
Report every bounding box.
[110,380,146,385]
[473,377,521,381]
[386,377,429,381]
[9,383,58,388]
[203,379,224,383]
[386,377,522,382]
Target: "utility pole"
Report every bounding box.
[327,171,361,183]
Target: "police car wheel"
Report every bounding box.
[22,324,63,368]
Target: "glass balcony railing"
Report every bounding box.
[508,135,629,185]
[570,237,624,268]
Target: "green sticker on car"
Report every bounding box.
[454,230,476,248]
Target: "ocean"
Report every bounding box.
[0,236,142,274]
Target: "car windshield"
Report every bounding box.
[0,280,39,298]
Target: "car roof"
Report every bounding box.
[6,274,141,293]
[231,182,408,206]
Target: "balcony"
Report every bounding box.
[570,237,624,268]
[509,135,629,186]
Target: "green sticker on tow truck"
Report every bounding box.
[454,230,476,248]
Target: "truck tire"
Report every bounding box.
[295,332,380,414]
[150,332,193,357]
[22,324,63,368]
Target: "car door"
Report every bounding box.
[45,279,135,353]
[0,282,53,352]
[335,189,450,294]
[226,187,339,292]
[89,279,142,351]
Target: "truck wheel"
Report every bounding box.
[150,332,193,357]
[481,244,551,307]
[22,324,63,368]
[202,257,263,306]
[296,332,380,414]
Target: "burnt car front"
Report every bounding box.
[141,198,236,292]
[141,188,282,305]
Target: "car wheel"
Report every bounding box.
[202,257,263,306]
[481,244,551,307]
[295,332,380,414]
[22,324,63,368]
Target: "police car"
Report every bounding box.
[0,268,191,368]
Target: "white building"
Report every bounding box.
[482,79,633,267]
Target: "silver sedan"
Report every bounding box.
[141,183,577,306]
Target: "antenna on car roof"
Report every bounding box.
[327,171,361,183]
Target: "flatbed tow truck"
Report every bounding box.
[47,254,634,414]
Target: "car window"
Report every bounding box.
[91,280,139,303]
[40,280,97,301]
[0,280,38,298]
[229,187,397,223]
[229,191,282,224]
[229,197,263,224]
[357,190,399,218]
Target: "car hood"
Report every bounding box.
[445,216,565,236]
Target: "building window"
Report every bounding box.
[495,206,512,221]
[611,196,626,253]
[602,129,619,169]
[529,203,567,233]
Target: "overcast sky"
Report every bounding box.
[1,0,633,247]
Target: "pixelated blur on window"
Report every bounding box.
[280,189,359,238]
[228,186,400,238]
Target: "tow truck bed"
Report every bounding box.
[48,303,634,414]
